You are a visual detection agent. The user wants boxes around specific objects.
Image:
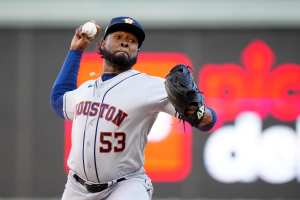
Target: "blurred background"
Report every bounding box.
[0,0,300,199]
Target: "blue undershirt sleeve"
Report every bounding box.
[50,50,83,118]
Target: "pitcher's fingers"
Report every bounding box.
[95,24,102,35]
[75,26,83,38]
[82,37,90,43]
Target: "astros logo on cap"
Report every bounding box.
[124,18,134,24]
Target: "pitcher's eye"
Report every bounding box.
[129,39,136,43]
[129,37,138,44]
[114,35,122,40]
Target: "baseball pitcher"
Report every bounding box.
[50,16,217,200]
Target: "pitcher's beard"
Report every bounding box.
[99,47,137,72]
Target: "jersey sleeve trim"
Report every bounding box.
[63,93,71,120]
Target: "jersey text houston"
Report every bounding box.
[75,101,128,126]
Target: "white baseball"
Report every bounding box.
[81,21,97,38]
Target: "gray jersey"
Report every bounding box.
[63,69,175,184]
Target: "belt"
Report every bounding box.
[73,174,126,193]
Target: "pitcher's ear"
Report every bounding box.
[100,40,105,48]
[97,40,106,49]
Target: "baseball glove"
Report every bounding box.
[165,64,205,127]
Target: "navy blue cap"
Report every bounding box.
[103,16,145,48]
